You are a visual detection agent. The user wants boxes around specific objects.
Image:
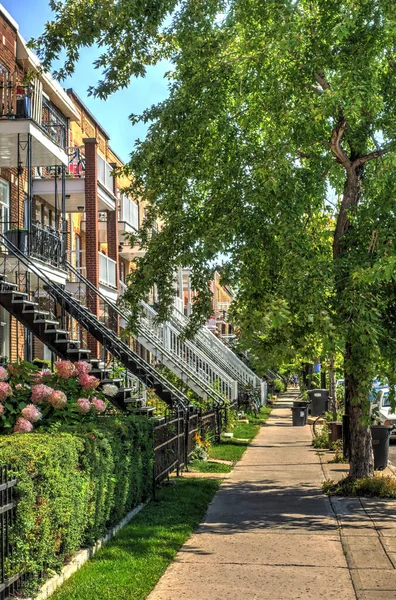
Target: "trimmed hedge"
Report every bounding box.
[0,416,153,586]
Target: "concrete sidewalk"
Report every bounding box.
[148,393,396,600]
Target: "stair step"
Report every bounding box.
[1,290,28,299]
[13,299,38,307]
[35,318,59,326]
[67,348,91,356]
[45,328,67,335]
[99,378,123,386]
[132,407,155,417]
[1,281,18,289]
[54,338,79,345]
[23,309,50,316]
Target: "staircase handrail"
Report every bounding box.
[65,260,231,405]
[171,305,261,387]
[0,234,190,411]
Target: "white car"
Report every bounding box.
[372,388,396,438]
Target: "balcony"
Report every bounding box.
[33,146,116,212]
[30,222,63,268]
[0,76,68,168]
[98,252,117,289]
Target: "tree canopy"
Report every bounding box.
[35,0,396,476]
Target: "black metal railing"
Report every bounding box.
[0,465,26,600]
[30,222,63,267]
[153,406,223,487]
[41,97,67,150]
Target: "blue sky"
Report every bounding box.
[3,0,170,163]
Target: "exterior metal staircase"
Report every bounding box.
[0,235,190,412]
[169,306,263,390]
[65,262,237,406]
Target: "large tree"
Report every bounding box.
[35,0,396,478]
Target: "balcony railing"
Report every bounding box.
[97,154,114,193]
[30,222,63,267]
[119,195,139,230]
[99,252,117,288]
[0,73,67,149]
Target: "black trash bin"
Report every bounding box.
[308,389,329,417]
[292,405,307,426]
[371,425,392,471]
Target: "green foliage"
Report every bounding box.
[273,379,286,394]
[50,479,220,600]
[0,416,153,590]
[312,426,329,449]
[323,475,396,498]
[0,361,110,433]
[190,460,232,473]
[34,0,396,476]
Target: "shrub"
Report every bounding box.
[0,416,153,589]
[273,378,285,393]
[323,475,396,498]
[0,360,109,434]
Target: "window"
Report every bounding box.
[0,309,9,360]
[0,179,10,233]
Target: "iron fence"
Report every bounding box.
[153,405,224,488]
[0,465,25,600]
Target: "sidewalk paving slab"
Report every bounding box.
[148,393,396,600]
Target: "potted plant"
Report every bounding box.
[4,228,29,255]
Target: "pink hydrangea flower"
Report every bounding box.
[31,384,54,405]
[55,360,76,379]
[0,403,4,416]
[7,365,15,374]
[21,404,42,423]
[0,382,12,402]
[74,361,92,375]
[14,417,34,433]
[0,366,9,381]
[33,369,52,383]
[78,373,99,391]
[76,398,91,414]
[49,390,67,409]
[91,397,106,413]
[15,384,23,391]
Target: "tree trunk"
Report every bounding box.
[334,165,373,479]
[328,356,337,421]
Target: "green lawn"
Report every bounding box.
[50,479,220,600]
[189,459,232,473]
[232,421,260,440]
[208,406,272,462]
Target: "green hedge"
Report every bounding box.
[0,416,153,586]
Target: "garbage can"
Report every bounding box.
[371,425,392,471]
[308,389,329,417]
[292,405,308,426]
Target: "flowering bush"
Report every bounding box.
[0,360,109,434]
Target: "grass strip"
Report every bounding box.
[190,459,232,473]
[50,479,220,600]
[208,407,272,462]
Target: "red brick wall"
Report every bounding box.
[83,138,100,357]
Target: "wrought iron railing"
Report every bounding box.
[30,222,63,267]
[41,97,67,149]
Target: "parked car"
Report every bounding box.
[372,387,396,439]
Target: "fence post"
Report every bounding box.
[184,409,190,469]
